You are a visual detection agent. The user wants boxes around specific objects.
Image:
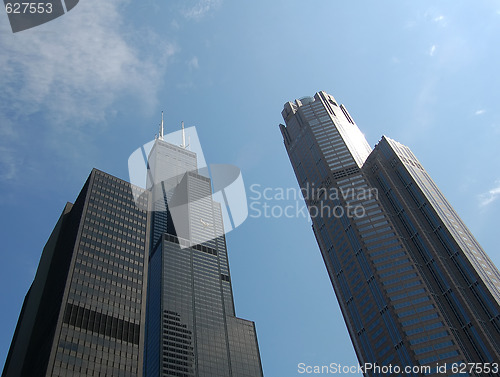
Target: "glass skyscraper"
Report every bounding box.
[2,169,150,377]
[280,91,500,376]
[144,135,263,377]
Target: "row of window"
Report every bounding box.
[82,229,145,251]
[418,350,460,366]
[410,330,448,345]
[398,304,434,318]
[401,313,438,327]
[63,303,140,345]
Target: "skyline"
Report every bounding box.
[2,2,500,376]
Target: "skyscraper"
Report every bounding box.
[144,128,263,377]
[3,121,264,377]
[280,91,500,376]
[2,169,150,377]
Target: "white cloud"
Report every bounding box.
[171,19,181,30]
[479,182,500,207]
[0,0,175,127]
[182,0,222,20]
[391,56,401,64]
[429,44,437,56]
[420,9,448,27]
[0,146,21,181]
[475,109,486,115]
[188,56,200,70]
[0,114,25,182]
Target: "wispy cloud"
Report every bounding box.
[479,181,500,207]
[391,56,401,64]
[433,15,445,22]
[0,0,175,182]
[0,146,21,181]
[429,44,437,56]
[0,0,174,128]
[182,0,222,20]
[475,109,486,115]
[188,56,200,70]
[0,114,25,182]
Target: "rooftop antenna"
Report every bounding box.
[180,121,189,149]
[159,111,164,140]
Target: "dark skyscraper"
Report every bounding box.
[144,128,263,377]
[280,91,500,376]
[3,121,263,377]
[2,169,150,377]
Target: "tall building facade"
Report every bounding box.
[280,91,500,376]
[144,135,263,377]
[2,169,150,377]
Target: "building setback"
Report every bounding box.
[2,169,150,377]
[280,91,500,376]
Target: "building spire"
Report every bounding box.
[180,121,188,149]
[159,111,164,140]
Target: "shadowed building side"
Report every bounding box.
[2,169,150,377]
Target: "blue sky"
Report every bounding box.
[1,1,500,376]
